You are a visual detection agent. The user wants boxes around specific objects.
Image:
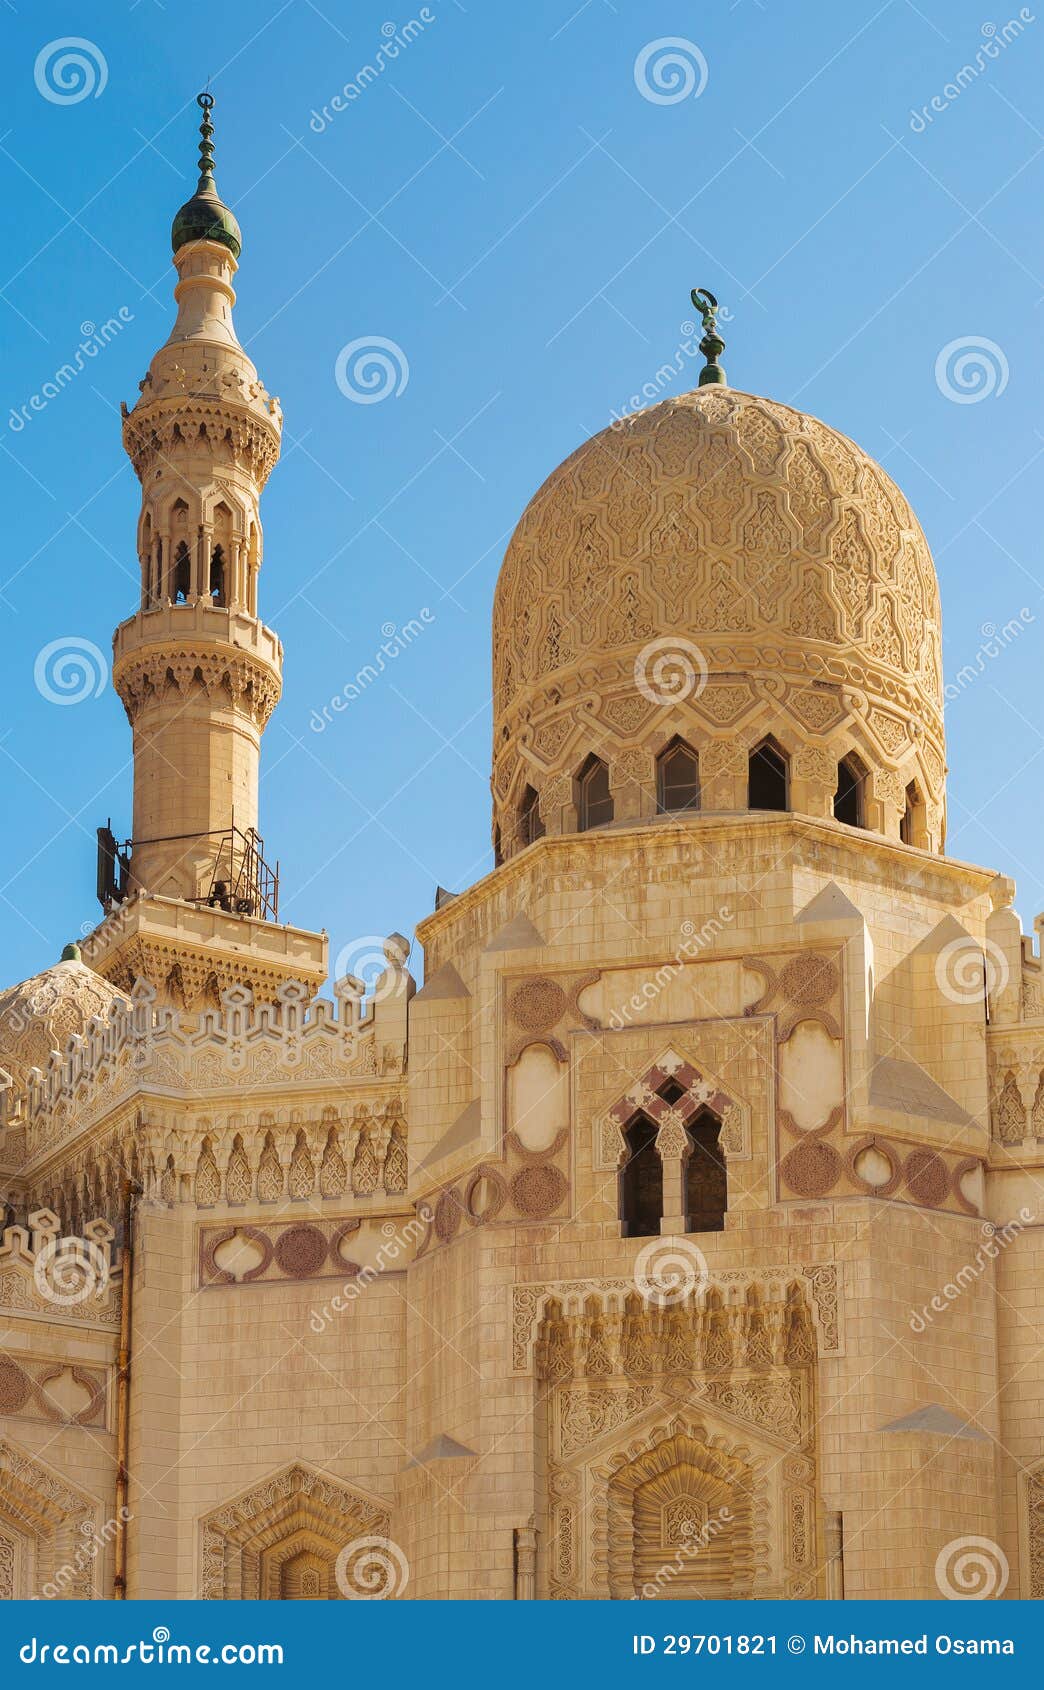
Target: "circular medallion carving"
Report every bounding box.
[780,1139,841,1198]
[0,1358,30,1414]
[508,979,567,1032]
[510,1163,568,1218]
[904,1148,949,1208]
[779,954,839,1007]
[464,1166,507,1225]
[434,1189,464,1242]
[274,1224,328,1279]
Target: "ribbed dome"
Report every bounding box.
[0,955,127,1090]
[491,386,945,857]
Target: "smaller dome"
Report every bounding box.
[171,186,242,259]
[0,954,127,1091]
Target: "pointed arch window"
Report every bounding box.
[619,1115,662,1238]
[900,779,927,847]
[173,541,192,604]
[656,738,701,814]
[209,544,227,605]
[519,785,544,847]
[577,754,613,832]
[685,1109,727,1233]
[833,753,867,828]
[748,738,789,811]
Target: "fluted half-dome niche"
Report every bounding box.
[492,387,945,859]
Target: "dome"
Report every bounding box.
[171,187,242,260]
[0,949,127,1091]
[492,386,945,859]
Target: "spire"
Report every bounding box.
[691,287,726,387]
[196,91,217,193]
[170,91,242,259]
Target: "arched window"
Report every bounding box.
[833,753,866,828]
[656,738,700,814]
[173,541,192,603]
[685,1109,727,1233]
[209,545,226,605]
[493,824,503,868]
[748,738,789,811]
[620,1115,662,1238]
[577,754,613,831]
[519,785,544,847]
[900,780,926,847]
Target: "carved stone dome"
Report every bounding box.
[492,386,945,859]
[0,952,127,1092]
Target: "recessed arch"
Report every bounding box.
[833,751,867,828]
[748,737,789,811]
[656,737,700,814]
[519,784,544,847]
[576,754,613,832]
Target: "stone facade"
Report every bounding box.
[0,101,1040,1603]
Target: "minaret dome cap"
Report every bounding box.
[171,92,242,259]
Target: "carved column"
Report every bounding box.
[514,1521,537,1598]
[824,1510,844,1599]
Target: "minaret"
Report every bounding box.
[84,95,326,1006]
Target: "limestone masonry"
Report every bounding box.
[0,97,1040,1603]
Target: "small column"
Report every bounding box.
[655,1112,689,1234]
[513,1522,537,1599]
[824,1510,844,1599]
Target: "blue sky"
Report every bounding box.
[3,0,1044,989]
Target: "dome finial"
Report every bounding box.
[170,88,242,258]
[691,287,726,387]
[196,89,216,192]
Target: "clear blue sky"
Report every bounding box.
[3,0,1044,990]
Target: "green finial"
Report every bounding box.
[691,287,726,387]
[60,942,82,963]
[170,89,242,259]
[196,91,216,192]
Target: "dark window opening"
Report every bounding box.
[519,785,544,847]
[620,1115,662,1238]
[657,1076,686,1106]
[685,1110,727,1233]
[173,541,192,604]
[209,544,226,606]
[900,780,926,847]
[833,754,866,828]
[748,739,789,811]
[656,738,701,814]
[577,755,613,832]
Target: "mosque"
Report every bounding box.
[0,94,1039,1603]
